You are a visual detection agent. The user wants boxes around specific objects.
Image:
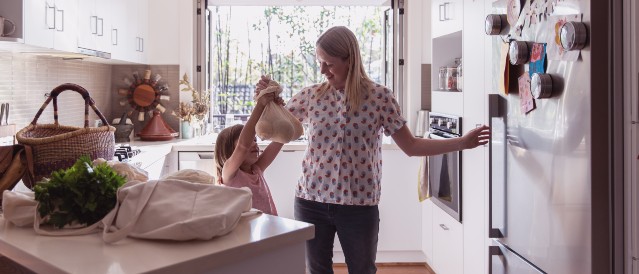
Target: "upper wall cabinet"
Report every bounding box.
[23,0,78,52]
[432,0,463,39]
[0,0,148,64]
[77,0,112,54]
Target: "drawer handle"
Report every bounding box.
[439,224,449,230]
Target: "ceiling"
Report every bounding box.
[208,0,390,6]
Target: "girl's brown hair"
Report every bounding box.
[214,124,243,184]
[316,26,373,111]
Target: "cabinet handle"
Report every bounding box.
[55,9,64,32]
[438,4,445,21]
[140,38,144,52]
[46,3,56,29]
[112,29,118,45]
[488,94,505,238]
[135,37,140,51]
[97,18,103,36]
[444,2,451,20]
[488,245,503,274]
[439,224,449,230]
[90,16,98,34]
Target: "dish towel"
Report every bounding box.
[418,157,431,202]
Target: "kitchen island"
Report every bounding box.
[0,213,314,274]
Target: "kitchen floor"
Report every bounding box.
[333,263,435,274]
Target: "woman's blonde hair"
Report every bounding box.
[316,26,373,111]
[214,124,243,184]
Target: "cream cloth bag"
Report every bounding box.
[255,80,304,143]
[102,179,257,243]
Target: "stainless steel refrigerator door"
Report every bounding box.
[489,240,545,274]
[489,0,592,273]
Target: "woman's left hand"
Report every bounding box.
[461,125,491,149]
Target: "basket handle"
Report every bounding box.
[31,83,110,128]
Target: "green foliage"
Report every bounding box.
[34,156,126,229]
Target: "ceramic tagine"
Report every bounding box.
[137,110,178,141]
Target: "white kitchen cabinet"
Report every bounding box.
[177,151,216,177]
[23,0,78,51]
[0,0,149,63]
[421,199,434,267]
[262,149,304,220]
[135,0,149,63]
[77,0,112,53]
[52,0,78,53]
[432,205,464,274]
[23,0,55,48]
[461,0,489,273]
[431,0,463,39]
[377,150,422,257]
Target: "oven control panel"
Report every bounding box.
[428,112,462,137]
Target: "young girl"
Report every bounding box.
[214,90,284,215]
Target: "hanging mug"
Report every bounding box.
[0,17,16,37]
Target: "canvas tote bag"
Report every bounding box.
[102,179,256,243]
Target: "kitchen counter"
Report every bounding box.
[126,134,401,152]
[0,213,314,274]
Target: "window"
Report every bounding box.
[200,1,402,128]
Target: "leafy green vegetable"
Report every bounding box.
[34,156,126,229]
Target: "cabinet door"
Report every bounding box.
[136,0,148,63]
[422,199,434,267]
[177,151,216,176]
[431,0,463,38]
[432,206,463,274]
[52,0,78,52]
[377,150,422,252]
[262,150,304,219]
[77,0,96,50]
[94,0,112,53]
[24,0,55,48]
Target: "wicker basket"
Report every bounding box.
[16,83,115,185]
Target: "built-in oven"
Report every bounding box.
[428,112,462,222]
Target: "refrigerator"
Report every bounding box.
[487,0,595,273]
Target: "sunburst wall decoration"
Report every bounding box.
[117,69,171,121]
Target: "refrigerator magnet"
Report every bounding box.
[560,22,588,51]
[528,43,547,77]
[531,73,553,99]
[547,14,582,61]
[509,41,529,65]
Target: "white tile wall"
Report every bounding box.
[0,52,112,135]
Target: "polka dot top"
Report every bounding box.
[286,83,406,205]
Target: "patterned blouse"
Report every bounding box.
[286,83,406,206]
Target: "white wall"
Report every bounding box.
[405,0,425,135]
[147,0,181,65]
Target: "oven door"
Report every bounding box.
[428,132,462,222]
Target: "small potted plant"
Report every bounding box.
[172,74,210,139]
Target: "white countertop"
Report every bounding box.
[123,134,401,153]
[0,214,314,274]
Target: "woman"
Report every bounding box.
[256,26,490,274]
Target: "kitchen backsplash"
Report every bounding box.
[0,52,112,133]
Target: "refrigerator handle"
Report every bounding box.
[488,245,503,274]
[488,94,504,238]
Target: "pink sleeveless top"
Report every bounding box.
[224,165,278,215]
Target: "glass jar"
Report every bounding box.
[445,67,458,91]
[438,67,447,90]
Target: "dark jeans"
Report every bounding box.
[294,197,379,274]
